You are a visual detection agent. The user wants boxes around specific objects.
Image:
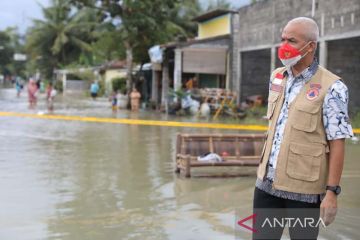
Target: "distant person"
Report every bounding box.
[15,77,23,97]
[11,75,15,84]
[90,81,99,100]
[185,77,194,90]
[130,87,141,111]
[27,78,38,109]
[36,80,41,90]
[40,81,45,93]
[46,82,57,112]
[109,90,118,112]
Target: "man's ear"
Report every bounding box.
[309,41,317,54]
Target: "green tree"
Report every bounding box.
[26,0,99,79]
[0,28,28,79]
[0,31,14,67]
[71,0,197,92]
[91,23,126,63]
[4,27,27,78]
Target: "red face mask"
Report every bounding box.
[278,43,301,59]
[278,42,311,67]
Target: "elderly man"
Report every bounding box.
[253,17,353,239]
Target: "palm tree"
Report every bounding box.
[26,0,99,78]
[70,0,203,92]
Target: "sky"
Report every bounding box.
[0,0,250,34]
[0,0,50,33]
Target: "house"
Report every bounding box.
[100,60,127,95]
[152,0,360,110]
[54,67,101,95]
[234,0,360,109]
[150,9,238,108]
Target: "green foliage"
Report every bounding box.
[70,0,203,93]
[163,0,202,40]
[112,77,127,93]
[97,79,106,96]
[0,28,27,77]
[168,88,190,100]
[54,79,63,92]
[26,0,100,78]
[71,0,201,63]
[24,0,232,86]
[92,27,126,62]
[71,70,96,81]
[0,31,14,67]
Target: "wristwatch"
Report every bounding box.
[326,185,341,195]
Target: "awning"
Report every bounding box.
[182,48,228,75]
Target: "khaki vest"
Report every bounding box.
[257,66,340,194]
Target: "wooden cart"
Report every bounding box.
[175,133,266,177]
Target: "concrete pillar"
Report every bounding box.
[229,13,241,102]
[320,13,325,37]
[62,72,67,95]
[161,56,169,108]
[270,46,276,74]
[174,49,182,91]
[319,40,327,67]
[225,53,230,90]
[151,69,158,103]
[237,51,242,104]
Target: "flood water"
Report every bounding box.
[0,88,359,240]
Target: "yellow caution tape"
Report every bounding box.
[0,111,359,133]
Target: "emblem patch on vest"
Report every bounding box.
[306,88,319,101]
[310,83,322,90]
[273,73,284,85]
[275,73,284,79]
[271,84,283,92]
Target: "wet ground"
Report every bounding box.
[0,88,359,240]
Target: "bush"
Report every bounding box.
[168,88,190,100]
[112,77,127,94]
[71,70,96,81]
[54,80,63,92]
[97,80,106,96]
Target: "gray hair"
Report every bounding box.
[287,17,319,42]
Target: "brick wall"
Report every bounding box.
[232,0,360,109]
[240,49,271,101]
[327,36,360,111]
[237,0,360,49]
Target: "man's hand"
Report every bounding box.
[320,190,338,226]
[321,139,345,226]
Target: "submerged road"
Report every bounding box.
[0,88,359,240]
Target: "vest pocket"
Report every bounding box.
[266,93,279,120]
[286,142,324,182]
[292,103,321,132]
